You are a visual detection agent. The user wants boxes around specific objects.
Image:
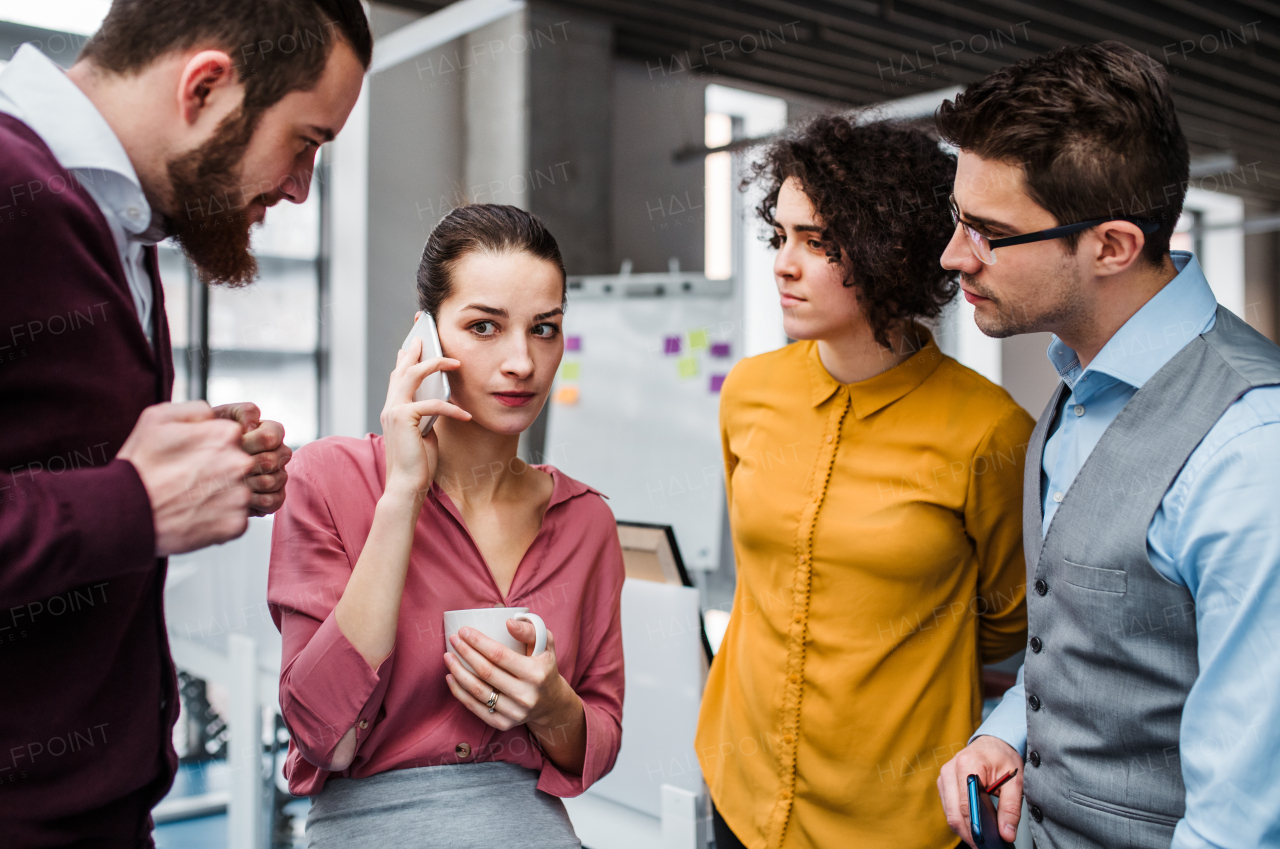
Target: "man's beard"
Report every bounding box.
[166,110,263,288]
[963,253,1083,339]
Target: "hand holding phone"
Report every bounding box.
[399,311,451,435]
[968,774,1015,848]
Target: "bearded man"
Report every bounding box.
[0,1,371,844]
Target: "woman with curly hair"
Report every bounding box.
[695,114,1032,848]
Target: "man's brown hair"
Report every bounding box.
[936,41,1190,265]
[80,0,372,127]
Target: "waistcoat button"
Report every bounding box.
[1035,579,1048,596]
[456,742,472,758]
[1029,694,1041,711]
[1030,804,1043,823]
[1029,750,1041,767]
[1030,636,1042,653]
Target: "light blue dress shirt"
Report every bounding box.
[974,252,1280,848]
[0,45,163,347]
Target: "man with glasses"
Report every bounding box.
[934,42,1280,849]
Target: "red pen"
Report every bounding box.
[986,768,1018,795]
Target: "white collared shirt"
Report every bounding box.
[0,44,163,348]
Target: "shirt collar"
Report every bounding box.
[540,465,605,508]
[1046,251,1218,392]
[807,326,945,418]
[0,45,153,238]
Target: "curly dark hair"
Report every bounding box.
[747,114,958,349]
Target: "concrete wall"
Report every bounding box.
[464,10,530,212]
[364,4,466,434]
[609,60,839,276]
[528,4,613,275]
[611,58,706,274]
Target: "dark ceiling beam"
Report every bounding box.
[613,32,871,101]
[551,0,885,79]
[373,0,1280,202]
[598,0,1038,89]
[945,0,1280,102]
[1227,0,1280,16]
[1148,0,1280,53]
[580,6,973,88]
[577,0,1280,115]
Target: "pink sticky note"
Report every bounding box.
[710,342,731,358]
[566,336,582,352]
[710,374,726,393]
[663,336,682,355]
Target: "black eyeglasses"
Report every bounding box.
[949,193,1162,265]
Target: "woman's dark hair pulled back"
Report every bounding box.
[416,204,566,318]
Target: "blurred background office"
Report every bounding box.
[1,0,1276,846]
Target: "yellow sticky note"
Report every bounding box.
[688,328,709,350]
[559,362,581,381]
[677,355,699,379]
[554,385,580,405]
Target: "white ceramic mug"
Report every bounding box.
[444,607,547,674]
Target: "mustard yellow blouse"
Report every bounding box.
[697,332,1032,849]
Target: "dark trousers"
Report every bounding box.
[711,804,968,849]
[712,806,748,849]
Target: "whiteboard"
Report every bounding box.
[543,275,737,570]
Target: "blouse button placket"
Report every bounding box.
[766,389,850,849]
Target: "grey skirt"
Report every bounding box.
[305,761,581,849]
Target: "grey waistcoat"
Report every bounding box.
[1021,306,1280,848]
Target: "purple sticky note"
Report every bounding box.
[710,342,731,358]
[663,336,682,355]
[710,374,726,393]
[565,336,582,352]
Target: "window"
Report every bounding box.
[703,84,787,357]
[1173,187,1245,316]
[160,159,325,448]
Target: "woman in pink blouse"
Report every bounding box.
[267,205,625,847]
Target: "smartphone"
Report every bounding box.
[399,311,451,435]
[967,774,1014,848]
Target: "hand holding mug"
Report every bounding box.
[443,610,577,734]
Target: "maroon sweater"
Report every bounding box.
[0,114,179,846]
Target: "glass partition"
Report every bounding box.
[160,159,324,448]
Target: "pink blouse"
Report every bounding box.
[267,434,626,797]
